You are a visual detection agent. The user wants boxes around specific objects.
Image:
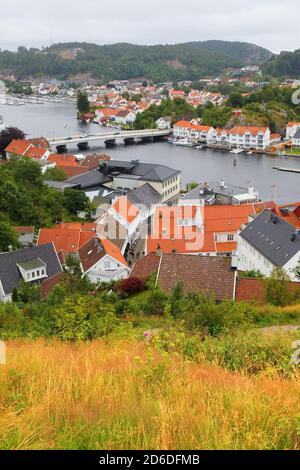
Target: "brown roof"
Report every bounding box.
[15,226,34,234]
[78,237,106,272]
[131,253,161,280]
[27,137,51,149]
[81,154,111,170]
[58,166,88,178]
[41,272,65,298]
[157,254,236,300]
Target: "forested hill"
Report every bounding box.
[263,49,300,77]
[0,40,273,82]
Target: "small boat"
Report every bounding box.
[246,151,253,155]
[195,145,204,149]
[230,148,244,154]
[174,139,194,147]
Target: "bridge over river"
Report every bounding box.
[47,129,171,152]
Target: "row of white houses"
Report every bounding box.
[173,121,272,150]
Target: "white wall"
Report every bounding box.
[85,255,129,284]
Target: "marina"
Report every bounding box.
[0,101,300,204]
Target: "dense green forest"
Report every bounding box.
[0,155,91,251]
[263,49,300,77]
[0,40,272,81]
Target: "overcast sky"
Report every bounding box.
[0,0,299,53]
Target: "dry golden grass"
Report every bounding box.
[0,338,300,450]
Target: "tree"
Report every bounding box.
[0,127,25,155]
[264,268,291,306]
[63,188,89,214]
[0,221,20,252]
[292,258,300,281]
[76,91,90,114]
[227,92,244,108]
[44,167,67,181]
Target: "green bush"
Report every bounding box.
[198,330,297,377]
[53,296,119,342]
[180,293,254,336]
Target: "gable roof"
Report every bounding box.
[5,139,32,156]
[127,183,162,209]
[0,244,62,295]
[240,209,300,267]
[100,236,128,267]
[228,126,268,136]
[131,253,161,280]
[25,147,48,160]
[112,196,140,224]
[157,254,235,300]
[37,223,96,255]
[47,154,80,167]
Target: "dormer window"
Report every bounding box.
[17,258,48,283]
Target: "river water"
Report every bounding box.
[1,101,300,204]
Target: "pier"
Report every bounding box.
[273,166,300,174]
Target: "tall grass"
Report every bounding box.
[0,338,300,450]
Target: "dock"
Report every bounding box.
[273,166,300,174]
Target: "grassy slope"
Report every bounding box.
[0,336,300,450]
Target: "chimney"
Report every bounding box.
[220,179,225,188]
[291,232,297,242]
[248,185,254,195]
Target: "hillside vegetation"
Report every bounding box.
[0,41,272,82]
[263,49,300,77]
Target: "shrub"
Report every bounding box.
[264,268,291,306]
[118,277,145,297]
[0,302,26,339]
[53,296,119,342]
[181,293,254,336]
[198,330,296,377]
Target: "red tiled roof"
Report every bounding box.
[15,226,34,234]
[5,139,32,155]
[157,254,235,300]
[131,253,161,280]
[100,236,128,267]
[27,137,50,149]
[173,120,192,128]
[229,126,268,136]
[37,223,96,255]
[47,154,80,167]
[25,147,48,160]
[147,204,254,255]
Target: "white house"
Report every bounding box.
[173,121,192,139]
[156,117,172,129]
[173,121,215,143]
[0,244,63,303]
[114,110,136,125]
[238,209,300,281]
[286,122,300,140]
[78,236,129,284]
[292,129,300,148]
[190,125,215,143]
[228,126,271,150]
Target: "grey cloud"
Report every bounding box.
[0,0,299,52]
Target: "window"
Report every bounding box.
[227,234,234,241]
[104,261,110,270]
[32,272,35,278]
